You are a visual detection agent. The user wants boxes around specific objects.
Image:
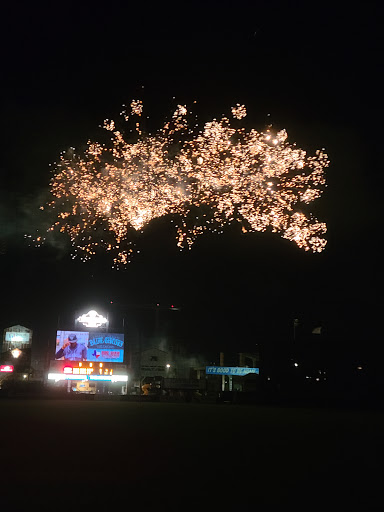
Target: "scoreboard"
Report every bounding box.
[48,361,128,383]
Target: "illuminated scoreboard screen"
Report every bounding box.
[55,331,124,363]
[48,362,128,384]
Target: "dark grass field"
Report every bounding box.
[0,399,383,509]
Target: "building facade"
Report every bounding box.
[2,325,32,353]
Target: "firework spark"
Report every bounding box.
[37,101,329,266]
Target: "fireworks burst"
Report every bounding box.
[36,101,329,267]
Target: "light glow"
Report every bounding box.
[48,372,128,382]
[76,310,108,328]
[11,349,22,358]
[48,373,87,381]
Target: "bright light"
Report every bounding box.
[76,310,108,328]
[89,374,128,382]
[166,364,171,368]
[294,362,299,367]
[48,373,86,381]
[48,373,128,383]
[11,349,22,358]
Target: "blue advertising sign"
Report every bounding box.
[87,332,125,363]
[205,366,259,376]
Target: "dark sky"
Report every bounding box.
[1,1,383,363]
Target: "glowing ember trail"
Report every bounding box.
[35,101,329,267]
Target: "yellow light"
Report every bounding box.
[11,349,22,358]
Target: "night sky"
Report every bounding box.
[1,1,383,365]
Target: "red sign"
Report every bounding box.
[0,365,14,373]
[101,351,120,359]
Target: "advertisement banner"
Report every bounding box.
[86,332,124,363]
[55,331,124,363]
[205,366,259,376]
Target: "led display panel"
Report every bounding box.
[55,331,124,363]
[87,332,124,362]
